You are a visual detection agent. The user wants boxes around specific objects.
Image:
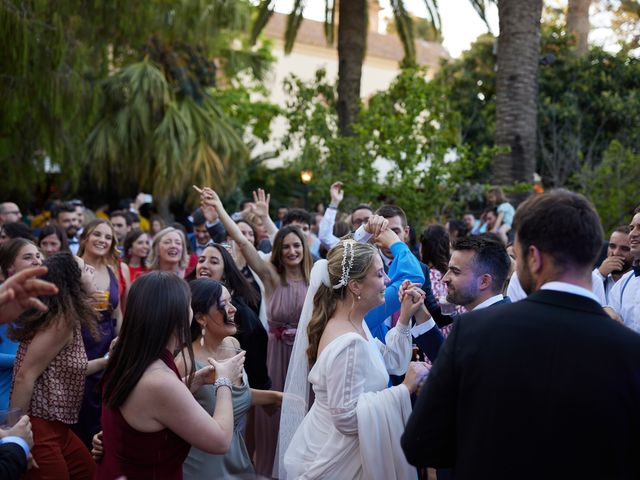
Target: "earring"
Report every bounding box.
[357,294,361,300]
[200,328,206,347]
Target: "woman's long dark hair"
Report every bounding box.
[11,252,99,341]
[420,225,450,275]
[37,224,69,253]
[102,272,195,408]
[212,244,259,311]
[123,229,147,265]
[189,278,223,343]
[270,225,312,286]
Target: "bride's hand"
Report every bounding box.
[402,361,430,394]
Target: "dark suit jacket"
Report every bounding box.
[402,289,640,480]
[414,296,511,363]
[0,443,27,480]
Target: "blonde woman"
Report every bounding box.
[147,227,189,278]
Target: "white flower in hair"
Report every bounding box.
[333,240,356,290]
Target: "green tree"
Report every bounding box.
[1,0,276,206]
[278,68,494,224]
[578,141,640,233]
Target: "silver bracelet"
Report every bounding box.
[395,323,412,337]
[214,377,233,393]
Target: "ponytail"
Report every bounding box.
[306,284,338,364]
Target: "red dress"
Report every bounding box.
[95,350,190,480]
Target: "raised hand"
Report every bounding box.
[194,185,222,210]
[399,284,426,322]
[330,181,344,206]
[374,228,401,250]
[251,188,271,218]
[0,266,58,324]
[364,214,389,236]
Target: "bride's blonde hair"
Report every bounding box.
[306,241,378,364]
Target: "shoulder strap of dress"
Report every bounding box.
[160,349,182,379]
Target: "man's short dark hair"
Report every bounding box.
[192,208,206,227]
[351,204,373,215]
[283,208,312,227]
[110,210,132,226]
[513,190,603,271]
[634,204,640,215]
[0,222,33,242]
[453,234,511,294]
[52,201,76,219]
[612,225,632,235]
[376,205,407,226]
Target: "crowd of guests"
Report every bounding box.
[0,181,639,480]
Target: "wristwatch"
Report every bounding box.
[214,377,233,393]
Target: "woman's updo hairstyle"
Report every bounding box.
[306,240,377,364]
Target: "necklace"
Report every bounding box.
[347,312,365,335]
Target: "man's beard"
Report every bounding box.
[518,262,535,295]
[66,226,78,239]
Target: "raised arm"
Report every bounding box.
[318,182,344,249]
[195,186,278,295]
[364,230,425,334]
[251,189,278,240]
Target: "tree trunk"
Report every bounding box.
[567,0,591,56]
[337,0,367,136]
[493,0,543,186]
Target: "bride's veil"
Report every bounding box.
[274,259,331,479]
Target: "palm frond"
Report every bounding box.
[284,0,307,54]
[423,0,442,34]
[390,0,416,66]
[250,0,276,45]
[324,0,337,45]
[468,0,493,33]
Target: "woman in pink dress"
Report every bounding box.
[197,186,312,478]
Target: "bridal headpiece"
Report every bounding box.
[332,240,356,290]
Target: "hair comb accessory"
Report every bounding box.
[333,240,356,290]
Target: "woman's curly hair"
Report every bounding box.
[10,252,99,342]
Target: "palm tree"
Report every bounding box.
[251,0,425,136]
[493,0,544,185]
[252,1,545,186]
[567,0,592,56]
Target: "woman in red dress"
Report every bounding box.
[94,272,245,480]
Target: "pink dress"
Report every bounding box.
[254,279,308,478]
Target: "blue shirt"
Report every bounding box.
[365,241,425,342]
[0,324,18,410]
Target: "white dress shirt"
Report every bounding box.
[508,271,606,306]
[607,269,640,333]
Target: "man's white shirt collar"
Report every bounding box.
[473,294,504,311]
[540,281,600,303]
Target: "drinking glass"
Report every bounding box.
[0,407,23,429]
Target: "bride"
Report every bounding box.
[278,238,430,479]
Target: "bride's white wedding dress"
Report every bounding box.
[283,322,417,480]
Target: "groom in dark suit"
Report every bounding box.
[412,234,512,362]
[402,190,640,480]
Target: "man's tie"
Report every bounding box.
[633,265,640,277]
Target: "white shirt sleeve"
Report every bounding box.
[318,208,340,249]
